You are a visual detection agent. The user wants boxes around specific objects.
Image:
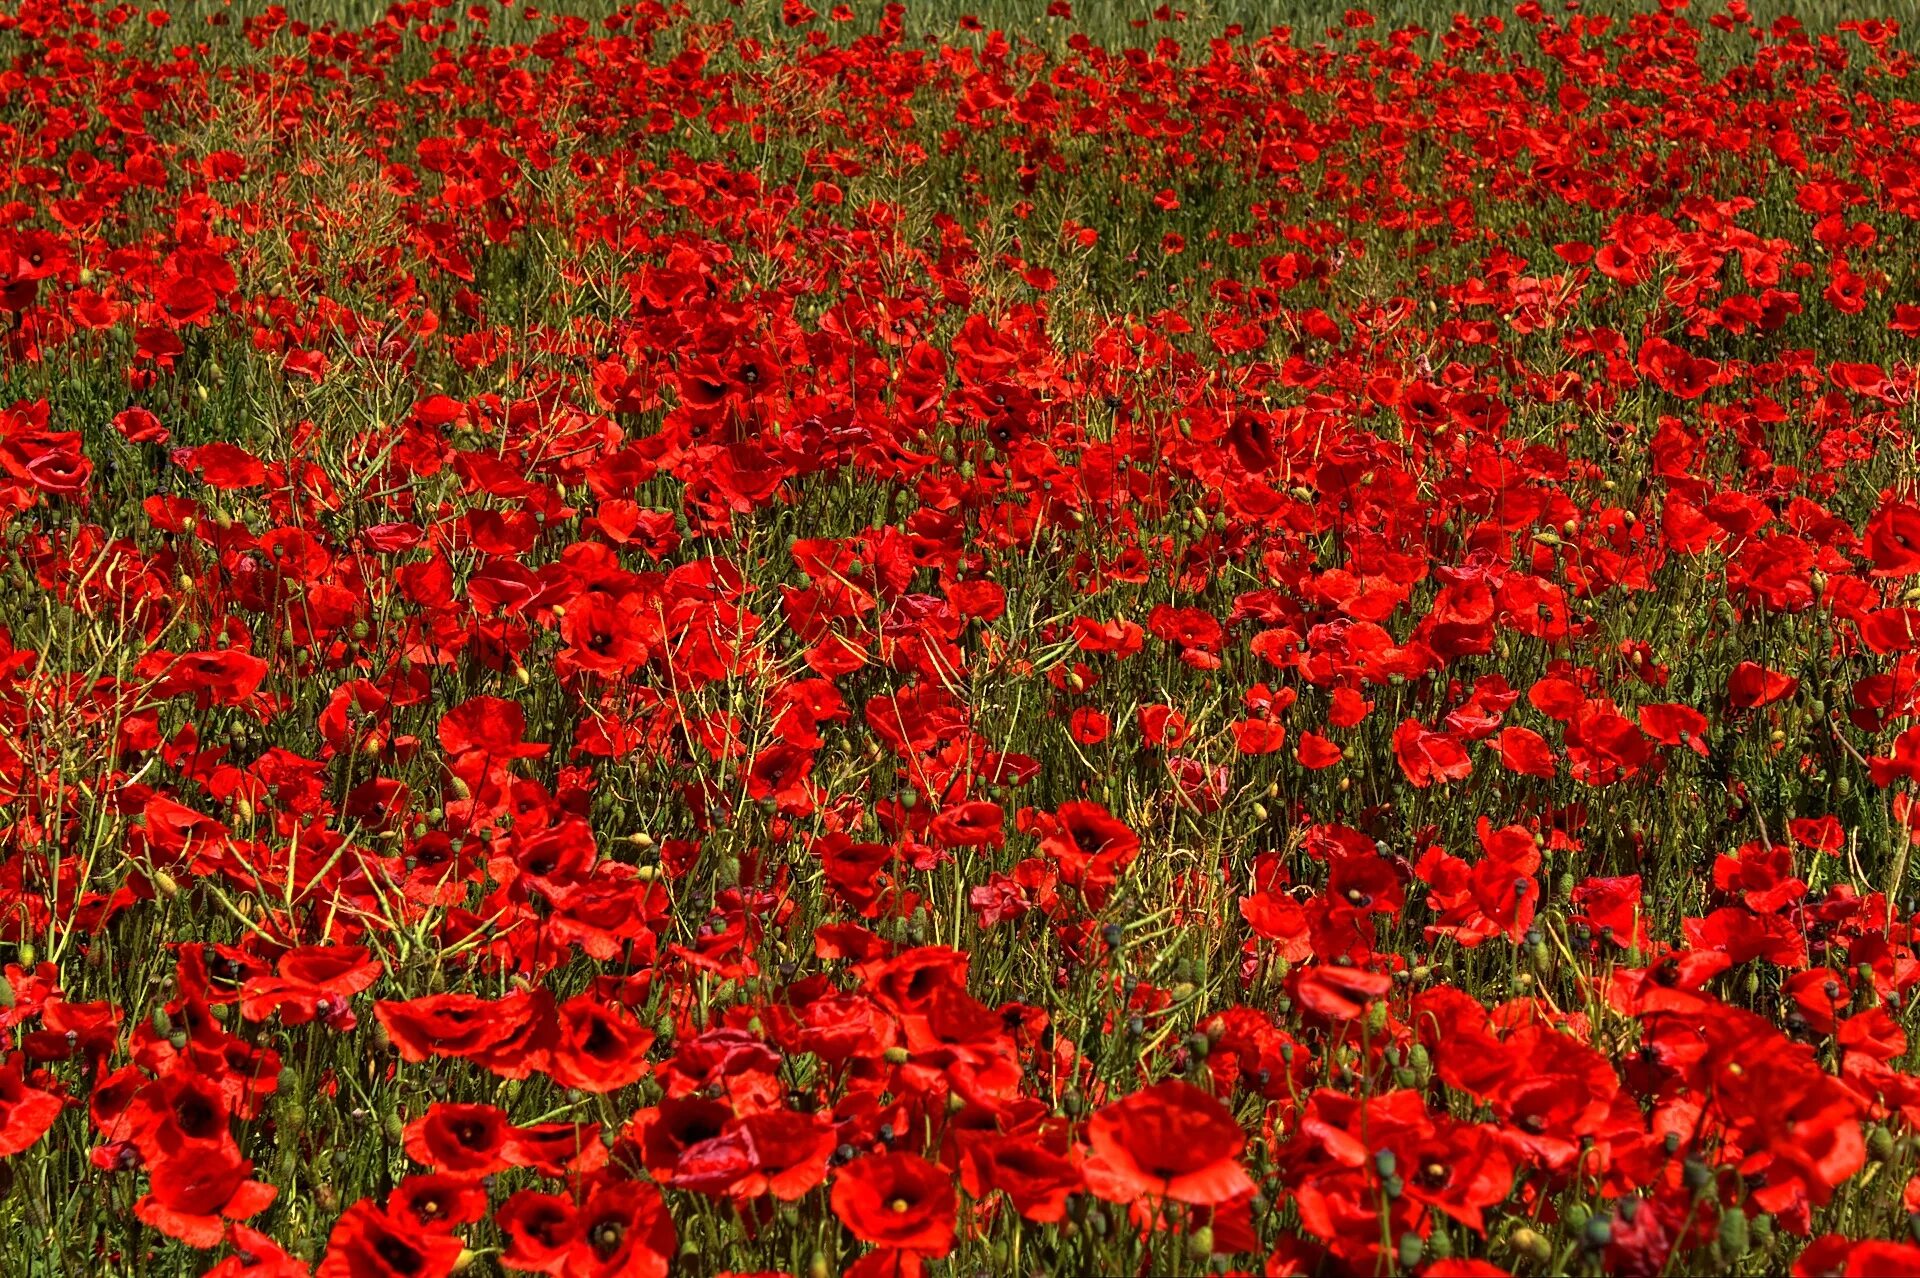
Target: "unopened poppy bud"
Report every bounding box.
[1397,1233,1422,1269]
[1364,999,1388,1035]
[808,1252,830,1278]
[514,664,530,685]
[1869,1125,1896,1161]
[1251,802,1269,822]
[17,943,34,967]
[1187,1226,1213,1259]
[628,831,654,849]
[1509,1226,1550,1262]
[1717,1207,1748,1257]
[0,976,14,1009]
[883,1046,910,1065]
[150,1007,173,1038]
[451,1250,479,1273]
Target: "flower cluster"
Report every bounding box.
[0,1,1917,1275]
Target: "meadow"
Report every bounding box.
[0,0,1917,1274]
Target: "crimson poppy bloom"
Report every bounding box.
[318,1201,466,1278]
[1083,1080,1254,1206]
[830,1152,957,1256]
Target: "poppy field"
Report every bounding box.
[8,0,1920,1273]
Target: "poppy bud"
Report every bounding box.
[1397,1234,1422,1269]
[1187,1226,1213,1259]
[1869,1125,1896,1162]
[1251,802,1269,822]
[0,976,13,1010]
[1582,1216,1612,1249]
[150,1007,173,1038]
[1716,1207,1748,1258]
[1683,1159,1713,1194]
[17,943,34,967]
[1509,1227,1549,1262]
[808,1253,830,1278]
[451,1251,479,1274]
[883,1046,910,1065]
[1364,1000,1388,1035]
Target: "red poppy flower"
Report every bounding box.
[318,1200,466,1278]
[1083,1079,1253,1206]
[0,1064,63,1156]
[831,1152,956,1258]
[1392,718,1471,787]
[134,1149,277,1248]
[404,1103,514,1176]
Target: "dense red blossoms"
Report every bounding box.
[1,0,1919,1274]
